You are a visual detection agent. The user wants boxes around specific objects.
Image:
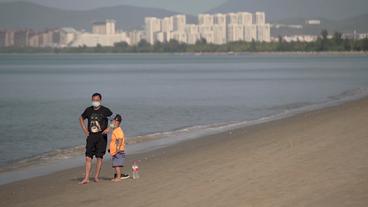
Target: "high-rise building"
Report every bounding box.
[200,31,215,44]
[256,23,271,42]
[145,17,161,44]
[161,17,173,32]
[227,24,244,42]
[243,25,257,42]
[238,12,253,25]
[4,31,15,47]
[187,33,201,44]
[198,14,214,26]
[185,24,200,44]
[0,30,5,47]
[213,25,227,44]
[227,13,239,25]
[155,32,165,43]
[198,25,212,34]
[213,13,227,45]
[28,33,40,47]
[140,11,270,45]
[57,28,78,47]
[161,17,174,42]
[185,24,199,34]
[255,12,266,25]
[173,15,186,32]
[128,30,145,45]
[14,30,30,47]
[214,13,227,25]
[171,31,186,43]
[92,19,116,35]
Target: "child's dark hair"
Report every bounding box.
[114,114,122,123]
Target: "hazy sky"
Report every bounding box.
[1,0,227,14]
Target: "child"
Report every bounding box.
[109,114,129,182]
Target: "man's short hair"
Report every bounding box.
[92,93,102,99]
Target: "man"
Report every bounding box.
[79,93,113,184]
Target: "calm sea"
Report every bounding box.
[0,53,368,171]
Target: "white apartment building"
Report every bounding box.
[255,12,266,25]
[243,25,257,42]
[171,31,187,43]
[185,24,200,44]
[69,19,130,47]
[70,32,129,47]
[161,17,174,42]
[237,12,253,25]
[173,15,186,32]
[227,13,239,25]
[214,13,227,25]
[227,24,244,42]
[145,17,161,44]
[92,19,116,35]
[213,25,227,44]
[198,14,214,26]
[128,30,145,45]
[155,32,165,43]
[142,11,271,45]
[256,23,271,42]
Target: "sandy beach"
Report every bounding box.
[1,97,368,207]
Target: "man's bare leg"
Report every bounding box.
[79,156,92,184]
[94,157,103,182]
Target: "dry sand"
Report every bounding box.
[1,97,368,207]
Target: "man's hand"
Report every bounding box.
[102,128,110,134]
[83,129,89,138]
[79,116,89,138]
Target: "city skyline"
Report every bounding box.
[0,11,273,48]
[1,8,368,48]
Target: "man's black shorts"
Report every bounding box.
[85,133,107,159]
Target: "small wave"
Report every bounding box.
[328,87,368,100]
[0,145,84,173]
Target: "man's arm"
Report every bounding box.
[102,107,113,134]
[79,116,89,137]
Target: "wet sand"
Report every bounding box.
[1,97,368,207]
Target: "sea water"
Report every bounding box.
[0,53,368,182]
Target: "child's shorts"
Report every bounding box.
[112,152,125,167]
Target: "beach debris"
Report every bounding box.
[132,160,140,179]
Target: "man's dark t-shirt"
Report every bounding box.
[81,106,113,134]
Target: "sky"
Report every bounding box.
[0,0,227,14]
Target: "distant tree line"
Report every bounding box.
[1,30,368,53]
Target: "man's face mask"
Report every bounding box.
[92,101,101,108]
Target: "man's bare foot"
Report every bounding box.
[79,179,89,184]
[94,177,100,183]
[111,178,122,182]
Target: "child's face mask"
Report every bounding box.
[109,120,117,129]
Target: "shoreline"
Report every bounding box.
[0,51,367,56]
[1,96,368,206]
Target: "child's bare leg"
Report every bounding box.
[116,167,121,179]
[112,167,122,182]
